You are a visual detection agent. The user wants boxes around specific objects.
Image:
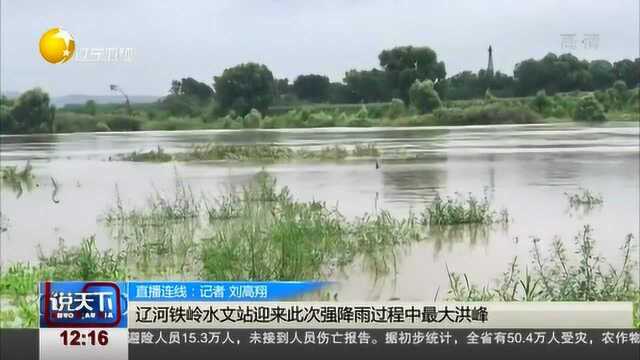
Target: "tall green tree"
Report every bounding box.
[213,63,274,115]
[613,58,640,88]
[292,74,330,102]
[378,46,446,101]
[589,60,615,90]
[409,79,441,114]
[84,100,97,115]
[343,69,391,102]
[327,82,354,103]
[179,77,214,102]
[514,53,592,95]
[273,78,291,98]
[9,88,55,133]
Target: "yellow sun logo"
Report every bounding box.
[39,27,75,64]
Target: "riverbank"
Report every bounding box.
[8,92,637,134]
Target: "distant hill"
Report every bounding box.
[1,91,161,106]
[1,91,20,99]
[50,94,161,107]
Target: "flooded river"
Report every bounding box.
[1,122,638,300]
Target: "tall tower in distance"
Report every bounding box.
[487,45,494,76]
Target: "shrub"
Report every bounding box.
[565,188,603,207]
[446,226,638,302]
[409,79,442,114]
[307,112,335,127]
[593,90,612,112]
[142,117,207,131]
[422,192,501,225]
[386,98,406,119]
[355,104,369,120]
[106,116,142,131]
[122,146,173,162]
[484,88,496,102]
[347,115,373,127]
[243,108,262,128]
[434,103,540,125]
[95,122,111,132]
[531,89,553,115]
[574,95,606,121]
[0,105,15,134]
[53,112,100,133]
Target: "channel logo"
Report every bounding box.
[39,27,75,64]
[40,281,128,328]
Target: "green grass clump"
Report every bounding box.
[182,143,295,161]
[1,264,50,327]
[296,145,349,160]
[352,143,380,157]
[105,180,200,224]
[0,162,35,194]
[349,210,422,277]
[201,175,348,280]
[0,263,40,299]
[0,237,128,328]
[446,226,639,302]
[422,193,502,225]
[200,171,423,280]
[39,236,128,281]
[634,300,640,329]
[1,163,33,182]
[119,143,381,162]
[565,188,604,207]
[121,146,173,162]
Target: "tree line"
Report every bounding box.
[1,45,638,133]
[160,46,638,116]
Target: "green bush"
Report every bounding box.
[0,105,16,134]
[105,116,142,131]
[141,117,207,131]
[53,112,101,133]
[307,111,335,127]
[347,115,373,127]
[95,122,111,132]
[446,226,638,302]
[355,104,369,120]
[409,79,441,114]
[386,98,406,119]
[243,108,262,128]
[593,90,612,112]
[574,95,606,121]
[484,88,496,102]
[434,103,540,125]
[531,89,553,115]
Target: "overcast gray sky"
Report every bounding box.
[1,0,638,96]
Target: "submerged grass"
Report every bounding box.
[0,237,128,327]
[121,145,173,162]
[565,188,604,207]
[0,163,33,182]
[5,169,636,328]
[0,162,35,194]
[120,143,381,162]
[422,192,507,225]
[201,172,349,280]
[446,225,639,302]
